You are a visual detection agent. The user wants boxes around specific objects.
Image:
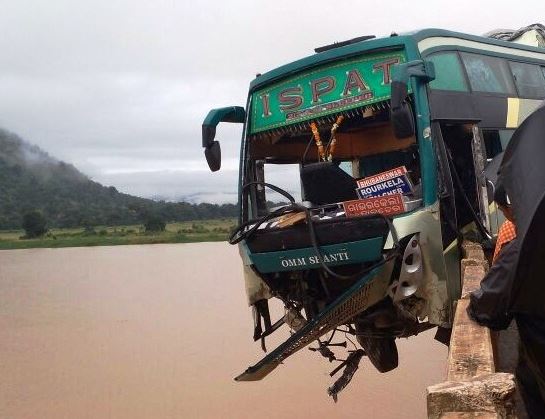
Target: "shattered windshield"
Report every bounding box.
[245,106,422,218]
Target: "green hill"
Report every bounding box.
[0,128,237,229]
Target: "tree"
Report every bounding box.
[21,210,48,238]
[144,214,166,233]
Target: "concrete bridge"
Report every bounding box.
[426,242,524,418]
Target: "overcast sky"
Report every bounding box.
[1,0,544,203]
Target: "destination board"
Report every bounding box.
[343,194,406,218]
[250,51,407,134]
[356,166,413,198]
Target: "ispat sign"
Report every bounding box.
[250,51,406,134]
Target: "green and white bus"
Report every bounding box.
[201,28,545,382]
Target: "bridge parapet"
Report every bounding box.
[427,242,517,419]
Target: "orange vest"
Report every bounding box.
[493,220,517,262]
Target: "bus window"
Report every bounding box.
[482,129,514,159]
[247,116,420,210]
[428,52,468,92]
[483,131,502,159]
[509,61,545,98]
[263,163,302,204]
[499,130,514,150]
[460,53,515,95]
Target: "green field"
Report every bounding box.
[0,219,237,250]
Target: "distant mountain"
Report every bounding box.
[171,192,239,205]
[0,128,237,229]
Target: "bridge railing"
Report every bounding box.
[426,242,517,419]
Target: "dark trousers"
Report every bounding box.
[516,315,545,419]
[517,355,545,418]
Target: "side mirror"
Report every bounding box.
[202,106,245,172]
[205,141,222,172]
[390,95,415,139]
[390,60,435,139]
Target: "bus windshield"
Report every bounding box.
[242,49,424,218]
[245,105,422,217]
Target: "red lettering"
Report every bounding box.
[342,69,369,96]
[372,58,400,84]
[311,76,336,103]
[278,87,303,112]
[260,94,272,117]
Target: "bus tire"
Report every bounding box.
[357,336,399,373]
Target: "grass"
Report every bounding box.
[0,219,237,250]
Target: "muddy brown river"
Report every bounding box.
[0,243,447,418]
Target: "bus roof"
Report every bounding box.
[250,28,545,92]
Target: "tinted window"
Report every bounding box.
[499,130,514,150]
[483,130,502,159]
[483,129,514,159]
[428,52,468,91]
[461,53,515,94]
[510,61,545,98]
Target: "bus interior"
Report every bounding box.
[245,104,422,217]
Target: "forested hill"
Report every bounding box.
[0,128,237,229]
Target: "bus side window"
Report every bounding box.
[427,52,468,92]
[499,130,514,151]
[482,129,515,160]
[460,53,515,95]
[509,61,545,98]
[482,131,502,159]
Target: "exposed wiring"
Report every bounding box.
[445,147,492,240]
[344,330,358,351]
[302,133,317,165]
[325,328,336,345]
[229,181,401,281]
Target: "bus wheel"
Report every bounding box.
[357,336,399,373]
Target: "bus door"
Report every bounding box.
[481,128,517,235]
[433,121,493,301]
[470,126,492,235]
[437,122,491,239]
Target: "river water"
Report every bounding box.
[0,243,447,418]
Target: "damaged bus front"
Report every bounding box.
[201,28,545,396]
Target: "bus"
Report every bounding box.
[201,28,545,386]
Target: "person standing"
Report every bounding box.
[467,182,545,417]
[468,102,545,418]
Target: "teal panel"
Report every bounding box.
[428,52,468,92]
[249,237,383,273]
[250,51,407,134]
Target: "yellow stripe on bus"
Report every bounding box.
[506,97,520,128]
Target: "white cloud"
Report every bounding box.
[1,0,544,201]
